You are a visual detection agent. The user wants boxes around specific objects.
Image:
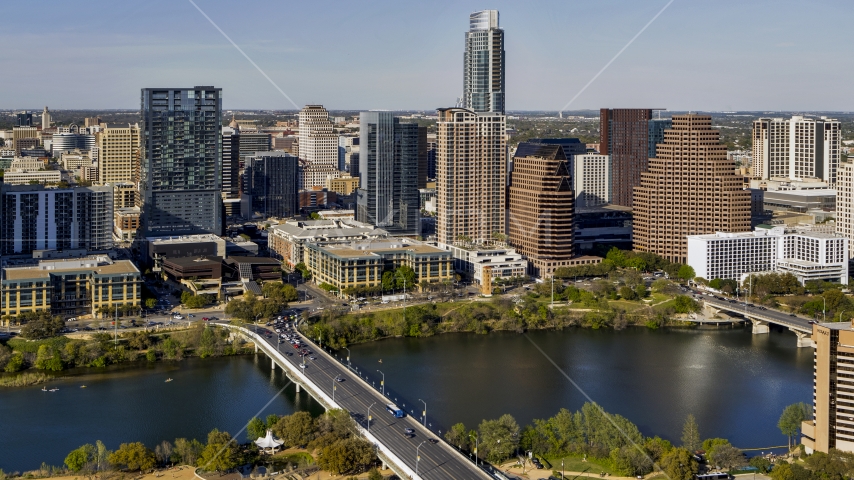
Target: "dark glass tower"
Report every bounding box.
[463,10,505,114]
[357,112,420,236]
[244,152,299,219]
[140,87,222,236]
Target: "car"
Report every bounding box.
[299,364,306,369]
[428,438,438,444]
[309,356,316,360]
[790,313,797,317]
[187,314,195,318]
[809,320,817,324]
[336,377,345,382]
[404,428,415,434]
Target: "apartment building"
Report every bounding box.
[96,124,139,184]
[752,116,841,184]
[573,154,611,208]
[633,115,751,264]
[837,162,854,257]
[268,219,389,268]
[463,10,505,114]
[299,105,340,189]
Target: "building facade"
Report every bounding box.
[0,184,113,255]
[600,108,655,207]
[633,114,752,264]
[243,151,299,219]
[463,10,505,114]
[356,112,420,236]
[96,124,139,184]
[648,118,672,158]
[837,162,854,257]
[268,219,388,268]
[443,244,527,285]
[752,116,841,184]
[573,154,611,208]
[140,87,222,236]
[298,105,340,189]
[436,107,506,245]
[508,143,575,277]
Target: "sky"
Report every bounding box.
[2,0,852,112]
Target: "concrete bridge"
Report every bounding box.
[701,296,815,347]
[217,322,493,480]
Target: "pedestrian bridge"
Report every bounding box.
[217,322,493,480]
[701,296,814,347]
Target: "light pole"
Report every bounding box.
[469,433,479,467]
[367,402,376,431]
[344,347,351,368]
[419,398,427,426]
[416,441,427,478]
[823,296,826,323]
[562,459,565,479]
[377,369,385,396]
[840,309,846,323]
[332,378,336,403]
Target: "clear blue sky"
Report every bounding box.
[2,0,851,111]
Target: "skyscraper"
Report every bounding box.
[356,112,420,236]
[140,87,222,236]
[298,105,340,189]
[752,116,841,183]
[97,124,140,184]
[244,152,299,219]
[836,161,854,258]
[221,124,240,200]
[463,10,505,114]
[633,114,751,263]
[436,107,506,245]
[41,106,51,130]
[600,108,664,207]
[508,143,575,277]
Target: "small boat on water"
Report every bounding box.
[165,378,173,382]
[49,388,59,392]
[41,386,47,392]
[80,385,87,388]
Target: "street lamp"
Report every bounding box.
[332,378,336,403]
[367,402,376,431]
[416,440,427,477]
[344,347,351,368]
[840,309,846,323]
[469,433,479,467]
[823,296,827,323]
[419,398,427,426]
[377,369,385,395]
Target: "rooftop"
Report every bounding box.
[4,256,139,281]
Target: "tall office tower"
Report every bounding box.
[96,124,140,184]
[600,108,658,207]
[417,126,428,189]
[508,143,575,277]
[221,125,241,200]
[573,154,612,207]
[238,132,272,161]
[298,105,340,189]
[633,114,751,263]
[752,116,841,183]
[338,134,359,173]
[356,112,420,236]
[648,118,672,158]
[0,184,113,255]
[243,152,299,219]
[463,10,505,114]
[52,132,96,156]
[12,126,38,154]
[41,106,51,130]
[836,162,854,258]
[140,87,222,236]
[426,133,437,180]
[436,107,506,245]
[16,111,33,127]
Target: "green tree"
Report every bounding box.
[247,416,267,441]
[64,444,95,472]
[605,247,628,267]
[672,295,700,314]
[619,285,637,301]
[367,468,383,480]
[677,265,696,283]
[316,437,375,475]
[95,440,111,471]
[749,456,771,473]
[477,414,520,463]
[634,283,648,299]
[681,414,700,452]
[272,411,315,448]
[660,447,699,480]
[394,265,417,291]
[35,344,64,371]
[5,352,24,372]
[145,298,157,309]
[708,444,743,470]
[20,314,65,339]
[109,442,156,471]
[643,436,673,462]
[778,402,811,448]
[445,422,470,450]
[173,438,203,466]
[197,429,238,473]
[610,446,654,476]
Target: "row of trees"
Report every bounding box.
[553,248,695,283]
[225,292,287,323]
[180,291,216,309]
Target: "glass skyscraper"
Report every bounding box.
[463,10,505,114]
[356,112,420,236]
[140,87,222,236]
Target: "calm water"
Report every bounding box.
[1,326,813,472]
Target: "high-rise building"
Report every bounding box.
[648,118,672,158]
[463,10,505,114]
[0,184,113,255]
[436,107,506,245]
[96,124,140,184]
[356,112,420,236]
[12,126,38,155]
[140,87,222,236]
[41,106,51,130]
[752,116,841,184]
[508,143,575,277]
[243,152,299,219]
[238,132,272,161]
[298,105,340,189]
[338,135,359,173]
[52,132,96,157]
[221,125,240,201]
[573,154,611,208]
[426,133,437,180]
[16,111,32,127]
[836,161,854,258]
[600,108,661,207]
[417,126,428,189]
[633,114,752,264]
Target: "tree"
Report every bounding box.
[477,414,520,463]
[677,265,696,283]
[35,344,64,371]
[660,448,699,480]
[673,295,700,314]
[145,298,157,309]
[197,429,238,473]
[95,440,111,471]
[445,422,470,451]
[4,352,23,372]
[611,446,654,476]
[681,414,700,452]
[634,284,648,299]
[247,416,267,441]
[19,313,65,339]
[709,444,743,470]
[316,437,376,475]
[619,285,637,301]
[65,444,95,472]
[778,402,811,448]
[272,411,315,448]
[155,441,173,466]
[367,468,383,480]
[173,438,204,466]
[749,456,771,473]
[109,442,156,471]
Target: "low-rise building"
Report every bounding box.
[144,234,226,270]
[61,149,93,171]
[224,256,281,282]
[327,175,359,195]
[1,255,141,319]
[305,239,453,294]
[441,244,527,286]
[317,210,355,221]
[162,256,223,281]
[687,225,848,285]
[114,207,140,242]
[269,219,388,268]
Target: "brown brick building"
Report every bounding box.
[633,115,751,264]
[600,108,652,207]
[508,143,575,277]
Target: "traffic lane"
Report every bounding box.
[267,333,483,479]
[702,298,812,330]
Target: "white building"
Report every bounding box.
[687,225,848,285]
[298,105,340,189]
[3,169,61,185]
[268,219,389,268]
[837,162,854,258]
[61,149,93,171]
[752,116,841,184]
[441,244,527,285]
[573,154,611,207]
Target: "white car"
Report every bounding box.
[173,314,184,320]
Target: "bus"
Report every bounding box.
[386,403,405,418]
[695,474,731,480]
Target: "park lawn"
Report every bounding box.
[608,300,648,312]
[544,454,618,476]
[649,293,672,304]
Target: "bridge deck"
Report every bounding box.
[700,296,813,334]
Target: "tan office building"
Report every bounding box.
[633,114,751,264]
[802,322,854,454]
[508,143,576,277]
[836,162,854,258]
[436,107,506,246]
[96,124,139,184]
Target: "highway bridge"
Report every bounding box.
[216,322,493,480]
[701,295,815,347]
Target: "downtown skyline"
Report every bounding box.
[2,0,853,111]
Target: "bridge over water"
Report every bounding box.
[701,296,814,347]
[217,322,493,480]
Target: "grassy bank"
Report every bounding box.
[0,371,51,387]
